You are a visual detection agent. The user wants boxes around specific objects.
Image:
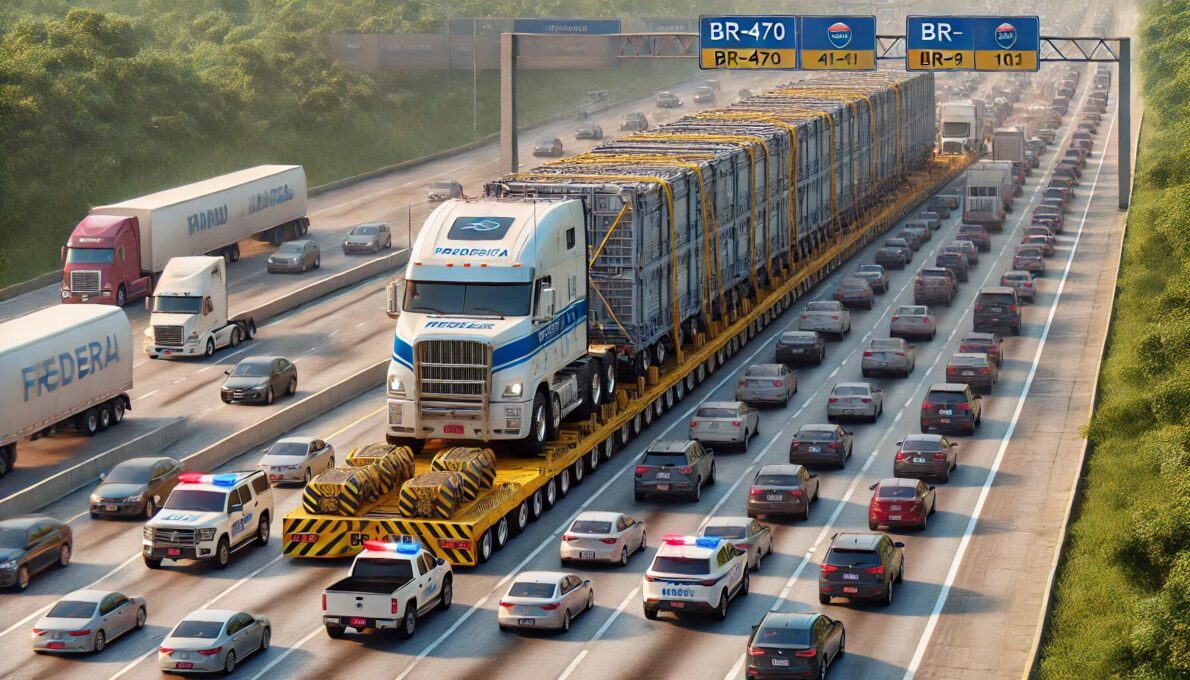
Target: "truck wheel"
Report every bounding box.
[116,286,126,307]
[602,353,618,404]
[230,327,242,348]
[544,478,558,509]
[112,399,126,424]
[477,530,494,564]
[143,556,161,570]
[529,490,544,520]
[548,395,562,440]
[558,469,571,498]
[493,516,509,550]
[204,338,215,358]
[511,502,529,534]
[214,537,231,570]
[0,448,10,477]
[578,360,601,419]
[438,576,453,610]
[79,408,100,437]
[98,406,112,431]
[325,625,345,639]
[572,459,585,486]
[245,319,256,340]
[529,391,549,453]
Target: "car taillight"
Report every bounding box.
[895,352,906,357]
[1025,282,1033,287]
[801,314,808,320]
[540,603,561,611]
[934,452,946,460]
[891,316,900,322]
[896,450,905,461]
[69,630,91,637]
[831,315,840,320]
[864,566,885,576]
[678,466,693,474]
[828,398,838,404]
[922,401,933,410]
[773,380,784,387]
[498,601,515,608]
[748,646,767,656]
[391,598,399,614]
[820,564,839,574]
[32,629,46,636]
[828,443,839,449]
[562,534,576,542]
[159,647,174,654]
[861,398,871,404]
[947,367,958,374]
[1008,305,1018,312]
[959,403,971,411]
[599,538,618,545]
[974,305,984,311]
[749,488,764,497]
[789,489,803,497]
[795,648,818,658]
[198,647,222,656]
[644,574,657,582]
[790,442,801,449]
[635,466,649,474]
[322,594,327,610]
[699,574,725,586]
[690,420,698,428]
[863,351,873,357]
[979,368,990,375]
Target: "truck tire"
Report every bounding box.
[602,352,617,404]
[577,359,602,419]
[325,625,345,639]
[97,405,112,431]
[112,398,126,424]
[477,531,494,564]
[528,391,549,453]
[399,605,417,639]
[510,502,530,534]
[79,408,100,437]
[143,556,162,570]
[230,327,242,348]
[204,338,215,358]
[116,285,126,307]
[385,436,424,454]
[245,319,256,340]
[0,445,13,477]
[493,516,509,550]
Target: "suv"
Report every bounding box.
[973,287,1022,334]
[634,441,715,502]
[957,224,990,252]
[143,471,273,570]
[642,535,748,621]
[620,112,649,131]
[818,533,904,606]
[920,383,982,434]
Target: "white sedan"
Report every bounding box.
[33,590,146,653]
[689,401,760,450]
[561,511,646,566]
[256,436,335,485]
[498,572,594,633]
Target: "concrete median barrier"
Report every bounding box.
[242,248,409,326]
[0,417,190,518]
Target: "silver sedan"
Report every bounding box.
[890,305,937,341]
[799,301,852,339]
[861,338,916,378]
[256,436,335,485]
[826,383,884,423]
[736,363,797,406]
[561,511,646,566]
[689,401,760,450]
[33,589,146,654]
[498,572,594,633]
[158,609,270,674]
[700,516,773,571]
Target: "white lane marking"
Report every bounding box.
[354,321,367,328]
[246,625,325,680]
[0,553,141,640]
[902,101,1116,680]
[172,376,188,384]
[132,388,159,402]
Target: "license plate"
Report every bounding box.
[772,659,790,667]
[889,515,902,521]
[269,474,282,481]
[843,573,859,581]
[48,642,64,649]
[175,663,193,670]
[878,361,888,367]
[889,505,902,511]
[939,418,951,424]
[106,505,118,512]
[670,601,686,608]
[349,617,368,627]
[656,484,670,491]
[962,370,974,376]
[662,587,695,598]
[809,446,822,453]
[709,423,720,430]
[580,551,596,559]
[518,618,535,626]
[843,586,859,594]
[845,409,854,415]
[913,457,927,464]
[940,409,954,416]
[767,495,783,502]
[443,424,464,434]
[166,548,181,557]
[656,472,671,480]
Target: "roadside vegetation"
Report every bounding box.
[0,0,726,287]
[1038,2,1190,678]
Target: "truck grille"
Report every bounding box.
[70,270,101,294]
[154,325,184,347]
[153,528,196,545]
[416,340,491,416]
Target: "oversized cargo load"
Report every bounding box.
[398,471,464,519]
[302,467,378,516]
[430,447,497,501]
[345,443,416,496]
[0,305,134,476]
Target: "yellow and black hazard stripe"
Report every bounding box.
[301,467,375,516]
[398,471,462,519]
[283,515,479,565]
[430,447,496,501]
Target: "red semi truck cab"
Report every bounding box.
[61,214,151,307]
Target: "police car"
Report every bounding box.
[641,535,749,621]
[142,471,273,570]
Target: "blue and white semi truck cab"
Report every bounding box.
[385,198,617,453]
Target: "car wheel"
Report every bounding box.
[93,630,105,653]
[620,547,629,566]
[691,479,702,503]
[918,511,928,531]
[883,581,894,607]
[708,462,716,486]
[288,377,297,395]
[869,520,879,531]
[714,592,729,621]
[260,626,270,651]
[587,590,594,611]
[214,537,231,570]
[819,593,830,605]
[224,650,236,674]
[58,542,71,567]
[399,606,417,639]
[439,575,453,610]
[740,570,750,596]
[896,563,905,583]
[265,387,274,405]
[561,610,571,633]
[136,607,147,629]
[314,256,321,270]
[257,514,270,546]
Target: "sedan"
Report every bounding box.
[427,180,463,202]
[746,464,819,521]
[342,223,392,254]
[894,434,959,482]
[33,590,146,654]
[689,401,759,450]
[875,244,911,269]
[561,511,646,566]
[950,239,980,265]
[854,264,889,293]
[533,137,564,157]
[959,332,1004,365]
[1001,270,1037,302]
[736,363,797,407]
[935,251,970,283]
[266,239,320,273]
[90,456,182,519]
[890,305,937,341]
[1013,246,1046,275]
[655,91,682,108]
[833,277,874,310]
[915,211,942,229]
[700,516,772,570]
[946,353,999,393]
[221,356,298,405]
[574,124,603,140]
[957,225,991,252]
[884,238,913,262]
[158,609,270,675]
[0,515,72,591]
[789,424,853,468]
[861,338,915,378]
[747,612,845,679]
[775,331,825,366]
[868,478,936,531]
[826,383,883,423]
[1022,234,1056,257]
[692,86,716,103]
[498,572,593,632]
[256,436,335,485]
[896,228,924,251]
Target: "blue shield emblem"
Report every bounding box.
[995,23,1017,50]
[828,22,853,50]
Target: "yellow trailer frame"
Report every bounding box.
[282,153,973,566]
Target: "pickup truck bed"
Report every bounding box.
[325,576,412,595]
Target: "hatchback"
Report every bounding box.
[959,332,1004,365]
[935,251,970,283]
[561,512,646,566]
[861,338,915,378]
[1022,234,1056,257]
[746,612,845,679]
[818,533,904,606]
[868,478,936,531]
[736,364,797,407]
[826,383,883,423]
[634,440,715,502]
[1013,246,1046,275]
[896,228,924,251]
[946,353,998,393]
[957,225,991,252]
[747,464,819,521]
[267,240,320,273]
[920,383,982,434]
[498,572,593,632]
[950,239,980,265]
[894,434,959,482]
[883,238,913,262]
[890,305,937,341]
[915,212,941,230]
[620,112,648,131]
[875,243,911,269]
[775,331,825,366]
[689,401,759,449]
[925,199,950,218]
[789,424,853,468]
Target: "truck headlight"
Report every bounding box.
[197,528,216,542]
[503,382,523,398]
[61,289,70,299]
[188,331,199,341]
[388,376,405,397]
[143,527,154,540]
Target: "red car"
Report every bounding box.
[868,478,936,531]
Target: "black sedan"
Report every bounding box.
[532,137,564,157]
[221,356,298,405]
[90,456,183,519]
[775,331,826,366]
[746,611,845,679]
[0,516,72,591]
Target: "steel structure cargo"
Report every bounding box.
[488,71,934,361]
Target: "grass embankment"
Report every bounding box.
[1037,2,1190,678]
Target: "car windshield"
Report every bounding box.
[163,489,225,512]
[754,474,798,486]
[152,296,202,314]
[744,365,781,377]
[826,547,881,567]
[832,386,868,397]
[48,600,98,618]
[796,428,835,441]
[570,520,612,534]
[978,293,1016,305]
[756,624,812,646]
[351,225,380,235]
[508,582,556,598]
[277,242,303,255]
[642,453,688,467]
[870,339,902,350]
[878,486,917,499]
[779,333,814,345]
[652,556,712,575]
[951,355,986,367]
[352,558,414,580]
[105,461,152,484]
[268,441,310,457]
[806,302,837,312]
[927,390,968,404]
[902,438,942,452]
[703,525,747,539]
[171,620,225,639]
[0,528,25,549]
[696,407,737,418]
[66,248,114,264]
[431,181,456,190]
[231,361,272,377]
[404,281,532,317]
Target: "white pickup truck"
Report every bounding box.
[322,540,453,640]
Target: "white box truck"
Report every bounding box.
[963,161,1014,231]
[0,305,134,476]
[61,165,309,307]
[144,256,256,359]
[939,100,985,154]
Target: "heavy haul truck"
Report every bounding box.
[285,70,974,566]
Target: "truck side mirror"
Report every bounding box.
[60,246,67,262]
[202,297,212,315]
[535,288,556,323]
[385,281,402,320]
[144,297,152,311]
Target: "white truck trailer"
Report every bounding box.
[939,99,986,154]
[144,256,256,359]
[0,305,134,476]
[963,160,1015,231]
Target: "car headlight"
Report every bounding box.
[197,528,216,542]
[282,465,300,471]
[503,382,523,398]
[90,494,101,504]
[143,527,154,540]
[126,493,143,503]
[0,560,16,570]
[388,376,405,397]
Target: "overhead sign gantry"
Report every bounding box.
[906,16,1041,71]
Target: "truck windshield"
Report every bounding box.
[66,248,114,264]
[404,281,531,317]
[942,122,970,137]
[153,296,202,314]
[163,490,225,512]
[352,558,415,580]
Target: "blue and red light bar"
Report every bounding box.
[661,534,722,549]
[363,539,422,555]
[177,473,239,487]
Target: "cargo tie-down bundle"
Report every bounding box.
[301,467,378,517]
[344,443,416,497]
[284,69,974,566]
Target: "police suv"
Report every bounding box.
[642,535,749,621]
[142,471,273,570]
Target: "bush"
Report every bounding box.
[1150,376,1190,426]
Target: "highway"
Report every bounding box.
[0,44,1130,680]
[0,70,778,497]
